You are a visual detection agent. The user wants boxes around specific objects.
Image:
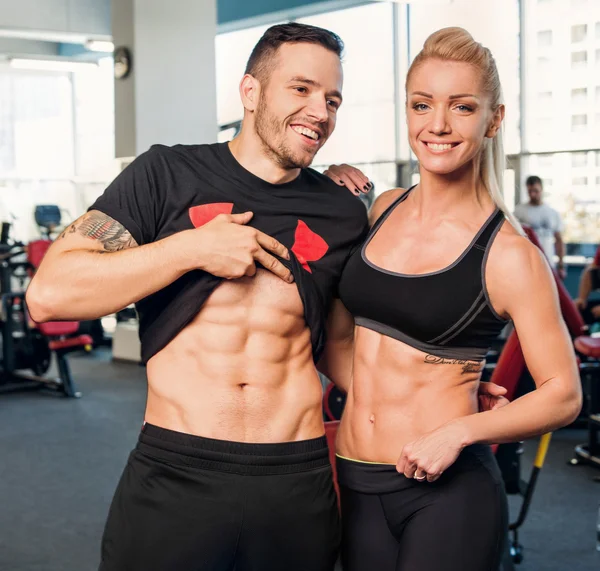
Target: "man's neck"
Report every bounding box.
[228,129,300,185]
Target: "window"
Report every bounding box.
[299,2,396,165]
[215,24,275,128]
[596,176,600,185]
[596,49,600,65]
[596,86,600,104]
[572,176,588,185]
[571,114,588,131]
[571,51,587,69]
[72,58,115,177]
[571,152,587,167]
[596,22,600,39]
[571,24,587,43]
[571,87,587,105]
[0,70,74,178]
[538,91,553,106]
[536,117,552,134]
[538,30,553,47]
[537,56,551,70]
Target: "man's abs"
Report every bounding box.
[144,269,324,443]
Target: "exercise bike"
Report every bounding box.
[0,211,93,397]
[32,205,111,349]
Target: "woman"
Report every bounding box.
[320,28,581,571]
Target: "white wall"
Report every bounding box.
[113,0,218,157]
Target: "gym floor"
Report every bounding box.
[0,348,599,571]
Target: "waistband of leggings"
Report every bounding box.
[136,423,331,475]
[336,443,494,494]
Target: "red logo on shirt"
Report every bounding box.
[188,207,328,272]
[292,220,329,273]
[189,203,234,227]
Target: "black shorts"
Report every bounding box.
[337,444,508,571]
[99,424,340,571]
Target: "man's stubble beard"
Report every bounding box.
[254,95,314,170]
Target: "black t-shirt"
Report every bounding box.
[89,142,368,364]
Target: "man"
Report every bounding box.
[514,175,566,278]
[27,23,364,571]
[27,22,506,571]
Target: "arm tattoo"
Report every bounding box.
[424,354,484,375]
[74,212,138,252]
[58,224,77,240]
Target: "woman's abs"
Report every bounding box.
[337,328,483,463]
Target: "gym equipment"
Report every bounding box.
[514,229,600,474]
[571,335,600,470]
[0,213,92,397]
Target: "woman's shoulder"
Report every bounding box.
[488,219,554,294]
[368,188,407,225]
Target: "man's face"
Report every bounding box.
[527,183,543,205]
[254,43,343,169]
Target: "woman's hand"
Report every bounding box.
[323,164,372,196]
[396,422,468,483]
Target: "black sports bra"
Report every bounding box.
[338,187,508,361]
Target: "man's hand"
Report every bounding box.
[574,297,587,310]
[478,381,509,412]
[323,164,372,196]
[174,211,294,283]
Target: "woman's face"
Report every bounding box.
[406,58,503,176]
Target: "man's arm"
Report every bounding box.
[317,299,355,393]
[575,263,596,309]
[554,230,566,278]
[26,210,291,323]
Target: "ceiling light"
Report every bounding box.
[9,58,99,72]
[85,40,115,53]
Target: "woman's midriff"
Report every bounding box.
[337,326,484,464]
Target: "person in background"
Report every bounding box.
[575,244,600,325]
[514,175,566,279]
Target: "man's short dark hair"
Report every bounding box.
[526,175,543,187]
[245,22,344,84]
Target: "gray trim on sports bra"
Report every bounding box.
[355,316,490,361]
[361,187,501,279]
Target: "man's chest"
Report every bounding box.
[157,190,343,275]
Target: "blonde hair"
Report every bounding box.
[407,27,523,234]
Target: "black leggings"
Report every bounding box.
[100,424,340,571]
[338,444,508,571]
